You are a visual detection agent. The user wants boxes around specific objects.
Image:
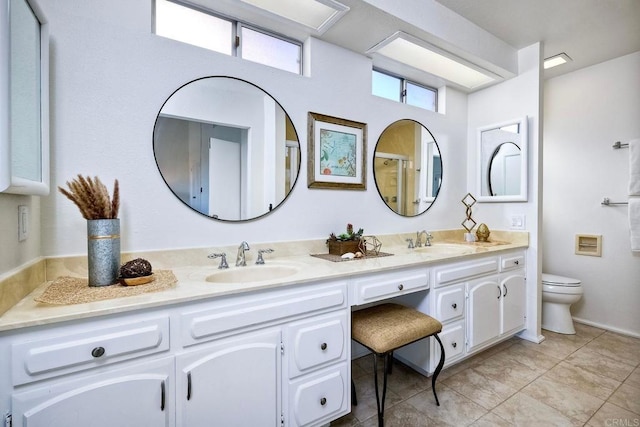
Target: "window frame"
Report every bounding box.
[236,22,303,75]
[153,0,303,75]
[372,68,438,112]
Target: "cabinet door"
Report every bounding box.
[501,272,526,334]
[467,277,501,353]
[11,358,173,427]
[177,328,281,427]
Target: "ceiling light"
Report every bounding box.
[367,32,498,90]
[238,0,349,33]
[543,53,572,69]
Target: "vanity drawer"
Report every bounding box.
[500,252,526,272]
[12,316,169,385]
[181,282,347,347]
[434,284,465,323]
[286,311,347,378]
[289,363,348,427]
[434,257,498,287]
[351,267,428,305]
[434,320,465,366]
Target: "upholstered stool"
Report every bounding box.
[351,303,445,426]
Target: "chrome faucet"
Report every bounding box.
[236,241,250,266]
[416,230,433,247]
[208,252,229,269]
[256,248,274,264]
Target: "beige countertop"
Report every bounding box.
[0,230,528,332]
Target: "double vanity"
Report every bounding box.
[0,230,528,427]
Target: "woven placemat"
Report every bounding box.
[35,270,178,305]
[310,251,394,263]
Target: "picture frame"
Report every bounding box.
[307,112,367,190]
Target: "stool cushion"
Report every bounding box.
[352,303,442,354]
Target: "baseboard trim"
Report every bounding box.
[517,330,545,343]
[573,317,640,339]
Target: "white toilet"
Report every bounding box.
[541,273,583,334]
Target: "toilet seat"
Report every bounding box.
[543,283,583,295]
[542,273,581,287]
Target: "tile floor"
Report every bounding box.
[332,323,640,426]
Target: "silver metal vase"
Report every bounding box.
[87,219,120,286]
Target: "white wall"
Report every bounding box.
[467,43,544,341]
[543,51,640,337]
[28,0,470,258]
[0,195,41,274]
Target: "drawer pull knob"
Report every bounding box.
[321,343,328,351]
[452,342,457,348]
[514,260,519,265]
[320,397,327,406]
[91,347,105,358]
[451,303,457,309]
[398,284,404,290]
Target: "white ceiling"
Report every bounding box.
[205,0,640,85]
[434,0,640,79]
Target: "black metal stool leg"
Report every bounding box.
[432,333,445,406]
[381,353,389,426]
[372,353,381,425]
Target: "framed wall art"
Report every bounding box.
[307,112,367,190]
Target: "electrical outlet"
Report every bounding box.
[18,205,29,241]
[509,214,525,230]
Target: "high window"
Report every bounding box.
[372,69,437,112]
[154,0,302,74]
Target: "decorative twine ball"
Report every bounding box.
[476,223,490,242]
[119,258,153,278]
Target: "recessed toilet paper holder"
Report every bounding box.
[575,234,602,257]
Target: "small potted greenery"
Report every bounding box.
[327,223,364,255]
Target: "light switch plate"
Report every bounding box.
[509,214,525,230]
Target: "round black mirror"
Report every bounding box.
[153,77,301,221]
[373,119,442,216]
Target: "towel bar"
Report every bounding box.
[612,141,629,149]
[602,197,629,206]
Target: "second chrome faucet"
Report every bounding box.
[236,241,250,266]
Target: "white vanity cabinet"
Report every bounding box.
[175,280,349,427]
[396,250,526,374]
[4,314,173,427]
[11,357,174,427]
[467,252,526,354]
[1,281,350,427]
[176,328,282,426]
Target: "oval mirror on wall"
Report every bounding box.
[153,77,301,221]
[373,119,443,216]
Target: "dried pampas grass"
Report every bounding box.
[58,175,119,219]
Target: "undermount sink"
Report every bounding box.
[414,243,474,256]
[205,264,301,283]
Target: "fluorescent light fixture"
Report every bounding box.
[238,0,349,33]
[543,52,572,69]
[367,32,498,90]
